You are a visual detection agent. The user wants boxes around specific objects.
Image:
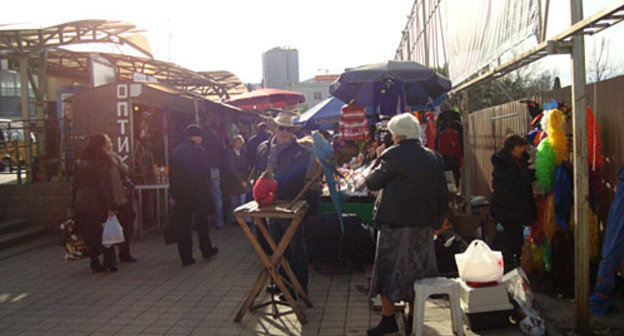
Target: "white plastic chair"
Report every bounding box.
[412,277,464,336]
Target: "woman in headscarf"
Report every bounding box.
[365,113,449,336]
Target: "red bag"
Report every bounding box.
[253,177,277,207]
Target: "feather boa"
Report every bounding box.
[547,109,568,164]
[536,139,557,193]
[587,107,604,170]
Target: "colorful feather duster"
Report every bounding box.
[547,109,568,164]
[587,107,604,170]
[543,193,558,242]
[536,139,557,193]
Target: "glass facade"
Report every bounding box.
[0,69,36,119]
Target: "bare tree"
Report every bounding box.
[588,37,620,83]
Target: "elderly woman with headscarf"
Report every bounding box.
[365,113,449,336]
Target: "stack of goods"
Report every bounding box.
[339,102,370,141]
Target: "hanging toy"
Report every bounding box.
[536,139,557,193]
[547,109,568,164]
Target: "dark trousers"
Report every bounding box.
[174,202,213,262]
[269,218,309,293]
[116,202,135,259]
[495,220,525,270]
[75,212,115,267]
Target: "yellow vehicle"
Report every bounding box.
[0,119,37,171]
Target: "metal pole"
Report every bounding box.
[421,0,429,67]
[570,0,589,333]
[19,57,32,182]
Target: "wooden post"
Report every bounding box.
[460,92,472,214]
[570,0,590,333]
[19,56,33,183]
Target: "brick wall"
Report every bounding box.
[0,182,72,231]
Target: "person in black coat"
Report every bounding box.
[169,125,218,266]
[224,135,250,224]
[255,112,311,295]
[490,134,537,269]
[73,133,119,273]
[364,113,449,336]
[246,122,271,171]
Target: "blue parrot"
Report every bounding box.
[311,131,345,233]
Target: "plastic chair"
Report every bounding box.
[412,277,464,336]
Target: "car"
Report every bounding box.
[0,119,37,171]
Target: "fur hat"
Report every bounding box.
[184,124,202,138]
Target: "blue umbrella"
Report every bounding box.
[591,163,624,315]
[329,60,451,110]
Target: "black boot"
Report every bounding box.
[90,258,104,273]
[367,314,398,336]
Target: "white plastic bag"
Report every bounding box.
[102,215,125,248]
[454,239,504,284]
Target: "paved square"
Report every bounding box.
[0,225,521,335]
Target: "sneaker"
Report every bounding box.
[202,247,219,259]
[367,315,398,336]
[181,258,195,266]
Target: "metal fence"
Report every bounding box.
[0,118,45,184]
[466,75,624,223]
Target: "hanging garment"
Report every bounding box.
[339,103,370,141]
[371,79,407,116]
[553,164,572,231]
[425,112,436,150]
[591,163,624,315]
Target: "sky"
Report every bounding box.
[2,0,621,86]
[1,0,413,83]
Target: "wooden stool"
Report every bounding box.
[233,200,313,324]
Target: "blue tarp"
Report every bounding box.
[590,162,624,315]
[296,97,375,130]
[296,97,345,129]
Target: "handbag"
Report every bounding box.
[60,219,88,261]
[102,215,125,248]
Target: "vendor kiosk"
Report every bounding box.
[66,82,253,237]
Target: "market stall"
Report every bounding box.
[66,82,252,236]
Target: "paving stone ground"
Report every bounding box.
[0,225,521,336]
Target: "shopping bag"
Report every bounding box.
[102,215,125,248]
[454,239,504,284]
[60,219,88,261]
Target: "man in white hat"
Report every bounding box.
[255,111,311,297]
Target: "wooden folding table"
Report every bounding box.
[233,200,313,323]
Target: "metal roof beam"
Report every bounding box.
[450,1,624,96]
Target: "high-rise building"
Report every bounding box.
[262,47,299,89]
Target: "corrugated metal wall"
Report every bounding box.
[466,75,624,222]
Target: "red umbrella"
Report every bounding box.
[225,88,305,111]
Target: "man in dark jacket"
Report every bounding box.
[247,122,271,170]
[255,112,311,295]
[169,125,218,266]
[490,134,536,269]
[202,119,226,229]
